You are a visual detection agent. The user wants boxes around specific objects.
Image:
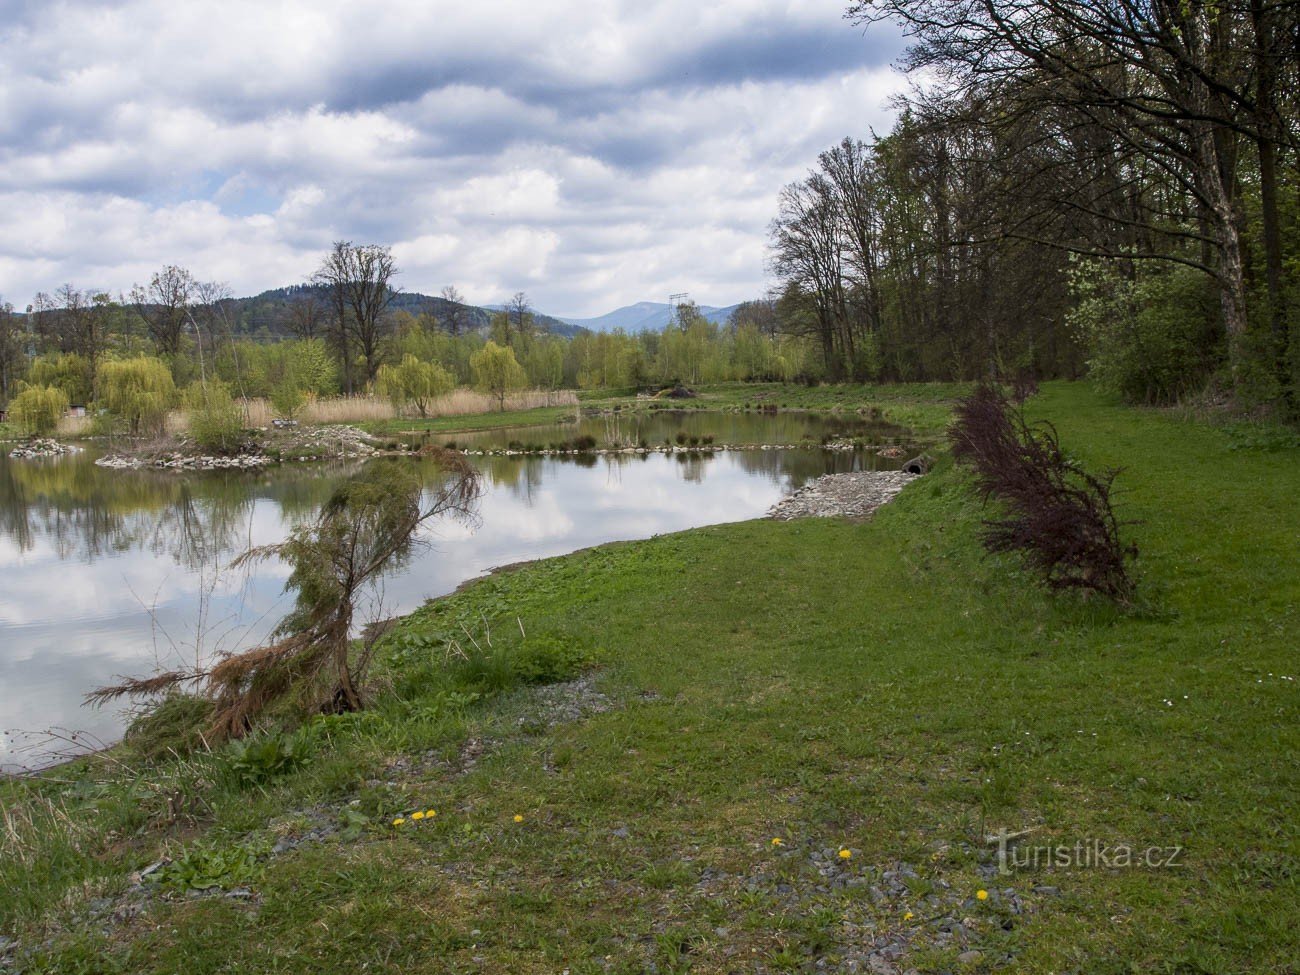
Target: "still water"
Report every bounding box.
[1,413,910,771]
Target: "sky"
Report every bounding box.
[0,1,905,318]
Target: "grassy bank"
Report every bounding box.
[3,383,1298,972]
[585,381,964,438]
[359,403,580,437]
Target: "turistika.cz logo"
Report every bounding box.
[989,828,1185,876]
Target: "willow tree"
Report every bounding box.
[95,357,176,436]
[91,451,481,739]
[377,354,454,417]
[471,341,527,410]
[8,385,69,436]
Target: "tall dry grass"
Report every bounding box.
[49,388,580,437]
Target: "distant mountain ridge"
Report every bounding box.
[236,286,587,339]
[556,301,742,333]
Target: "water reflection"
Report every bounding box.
[1,425,909,770]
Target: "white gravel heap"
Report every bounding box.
[768,470,918,520]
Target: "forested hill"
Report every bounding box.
[234,286,587,339]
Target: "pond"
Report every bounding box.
[0,411,914,771]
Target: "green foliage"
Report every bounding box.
[377,353,455,416]
[123,693,214,761]
[269,379,306,420]
[95,356,176,436]
[8,384,68,436]
[185,380,245,454]
[222,730,312,786]
[157,840,266,892]
[511,635,596,685]
[1067,259,1220,405]
[471,340,528,409]
[27,353,92,406]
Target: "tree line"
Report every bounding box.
[769,0,1299,407]
[1,239,829,434]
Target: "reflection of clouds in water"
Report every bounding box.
[1,450,793,768]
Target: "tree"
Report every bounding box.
[440,286,469,337]
[281,291,327,340]
[8,385,69,436]
[0,301,24,401]
[377,354,455,417]
[95,357,176,436]
[507,291,535,343]
[848,0,1300,391]
[312,242,398,390]
[130,265,195,355]
[470,341,528,410]
[90,453,482,738]
[27,352,92,407]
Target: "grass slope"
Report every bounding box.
[3,383,1298,973]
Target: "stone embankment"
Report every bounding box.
[464,442,910,458]
[769,469,919,520]
[7,438,81,459]
[94,425,380,471]
[96,453,269,471]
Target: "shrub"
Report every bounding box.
[950,383,1136,600]
[186,380,245,454]
[269,380,307,421]
[1068,259,1218,404]
[8,384,68,436]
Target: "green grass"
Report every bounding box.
[358,404,581,437]
[584,381,965,437]
[3,382,1298,972]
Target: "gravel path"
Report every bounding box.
[769,470,918,521]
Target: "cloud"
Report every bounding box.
[0,0,905,314]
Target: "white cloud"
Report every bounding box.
[0,1,905,314]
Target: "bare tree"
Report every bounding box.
[507,291,535,342]
[281,291,326,340]
[439,285,469,337]
[313,242,398,390]
[130,265,195,355]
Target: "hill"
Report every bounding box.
[556,301,742,333]
[233,286,587,339]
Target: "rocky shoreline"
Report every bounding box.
[463,442,911,458]
[769,469,919,520]
[94,424,381,471]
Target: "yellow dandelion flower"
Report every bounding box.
[426,809,437,818]
[411,811,425,821]
[392,818,406,826]
[513,814,525,823]
[903,912,914,921]
[771,837,784,847]
[976,889,989,901]
[838,848,852,860]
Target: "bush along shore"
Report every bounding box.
[2,382,1299,972]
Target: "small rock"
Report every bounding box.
[957,949,982,964]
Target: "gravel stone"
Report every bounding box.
[769,470,918,520]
